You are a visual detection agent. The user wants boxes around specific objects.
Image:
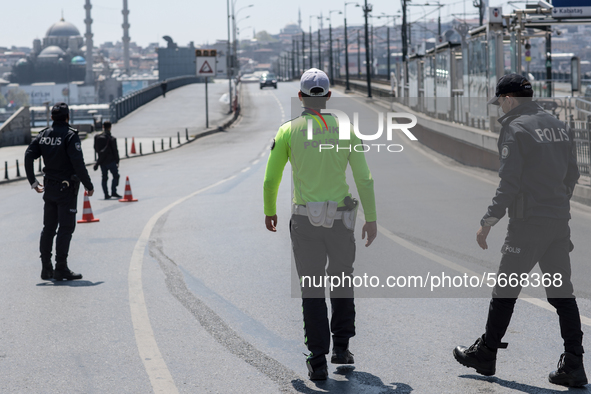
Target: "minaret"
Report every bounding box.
[84,0,94,85]
[298,8,302,31]
[122,0,130,74]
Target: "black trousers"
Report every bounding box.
[100,161,120,196]
[484,217,584,356]
[40,180,79,268]
[290,214,356,360]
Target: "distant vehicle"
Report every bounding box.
[260,73,277,89]
[584,84,591,98]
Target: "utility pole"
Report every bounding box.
[344,2,355,92]
[329,22,334,83]
[474,0,484,26]
[291,39,295,79]
[318,17,322,70]
[370,23,374,77]
[402,0,408,63]
[363,0,372,97]
[296,39,300,76]
[546,28,552,97]
[387,26,390,80]
[302,33,306,72]
[358,29,361,78]
[309,17,314,69]
[226,0,232,113]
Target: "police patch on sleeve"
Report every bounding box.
[75,142,81,151]
[501,145,510,159]
[270,139,275,150]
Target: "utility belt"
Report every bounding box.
[44,175,80,192]
[292,196,359,231]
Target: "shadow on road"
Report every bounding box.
[460,374,590,393]
[36,280,105,287]
[292,366,413,393]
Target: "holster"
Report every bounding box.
[342,198,359,231]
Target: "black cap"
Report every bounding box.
[51,102,69,119]
[488,73,532,105]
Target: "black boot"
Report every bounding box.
[549,352,588,387]
[453,335,498,376]
[331,346,354,364]
[41,261,53,281]
[53,263,83,281]
[306,355,328,381]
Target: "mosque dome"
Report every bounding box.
[46,19,81,37]
[71,56,86,64]
[39,45,67,57]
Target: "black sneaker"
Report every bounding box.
[331,347,354,364]
[111,192,122,198]
[41,266,53,281]
[453,335,498,376]
[104,195,111,200]
[549,352,588,387]
[306,356,328,381]
[53,269,83,281]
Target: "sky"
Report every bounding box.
[3,0,513,49]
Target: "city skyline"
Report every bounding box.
[3,0,498,49]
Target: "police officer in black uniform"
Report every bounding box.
[453,74,587,387]
[24,103,94,281]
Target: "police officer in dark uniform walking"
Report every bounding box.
[93,121,121,200]
[24,103,94,281]
[453,74,587,387]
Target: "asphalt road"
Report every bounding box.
[2,81,591,393]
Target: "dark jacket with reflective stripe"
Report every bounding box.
[24,121,93,191]
[483,101,579,223]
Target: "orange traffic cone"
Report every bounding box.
[119,176,138,202]
[130,137,136,154]
[77,191,100,223]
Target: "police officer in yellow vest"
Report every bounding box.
[263,68,377,380]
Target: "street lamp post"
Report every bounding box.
[309,16,314,69]
[226,0,232,113]
[301,33,305,73]
[295,39,300,77]
[328,10,342,84]
[363,0,372,97]
[357,29,361,79]
[344,2,360,92]
[317,16,322,70]
[377,13,400,80]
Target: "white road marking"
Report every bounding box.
[128,175,238,393]
[270,92,286,123]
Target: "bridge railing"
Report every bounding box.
[571,117,591,177]
[109,75,199,123]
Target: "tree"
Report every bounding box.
[0,93,7,108]
[6,88,29,108]
[255,31,277,43]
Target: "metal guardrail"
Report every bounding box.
[571,117,591,177]
[109,75,199,123]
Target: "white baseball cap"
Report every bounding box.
[300,68,330,96]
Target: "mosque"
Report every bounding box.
[10,18,88,85]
